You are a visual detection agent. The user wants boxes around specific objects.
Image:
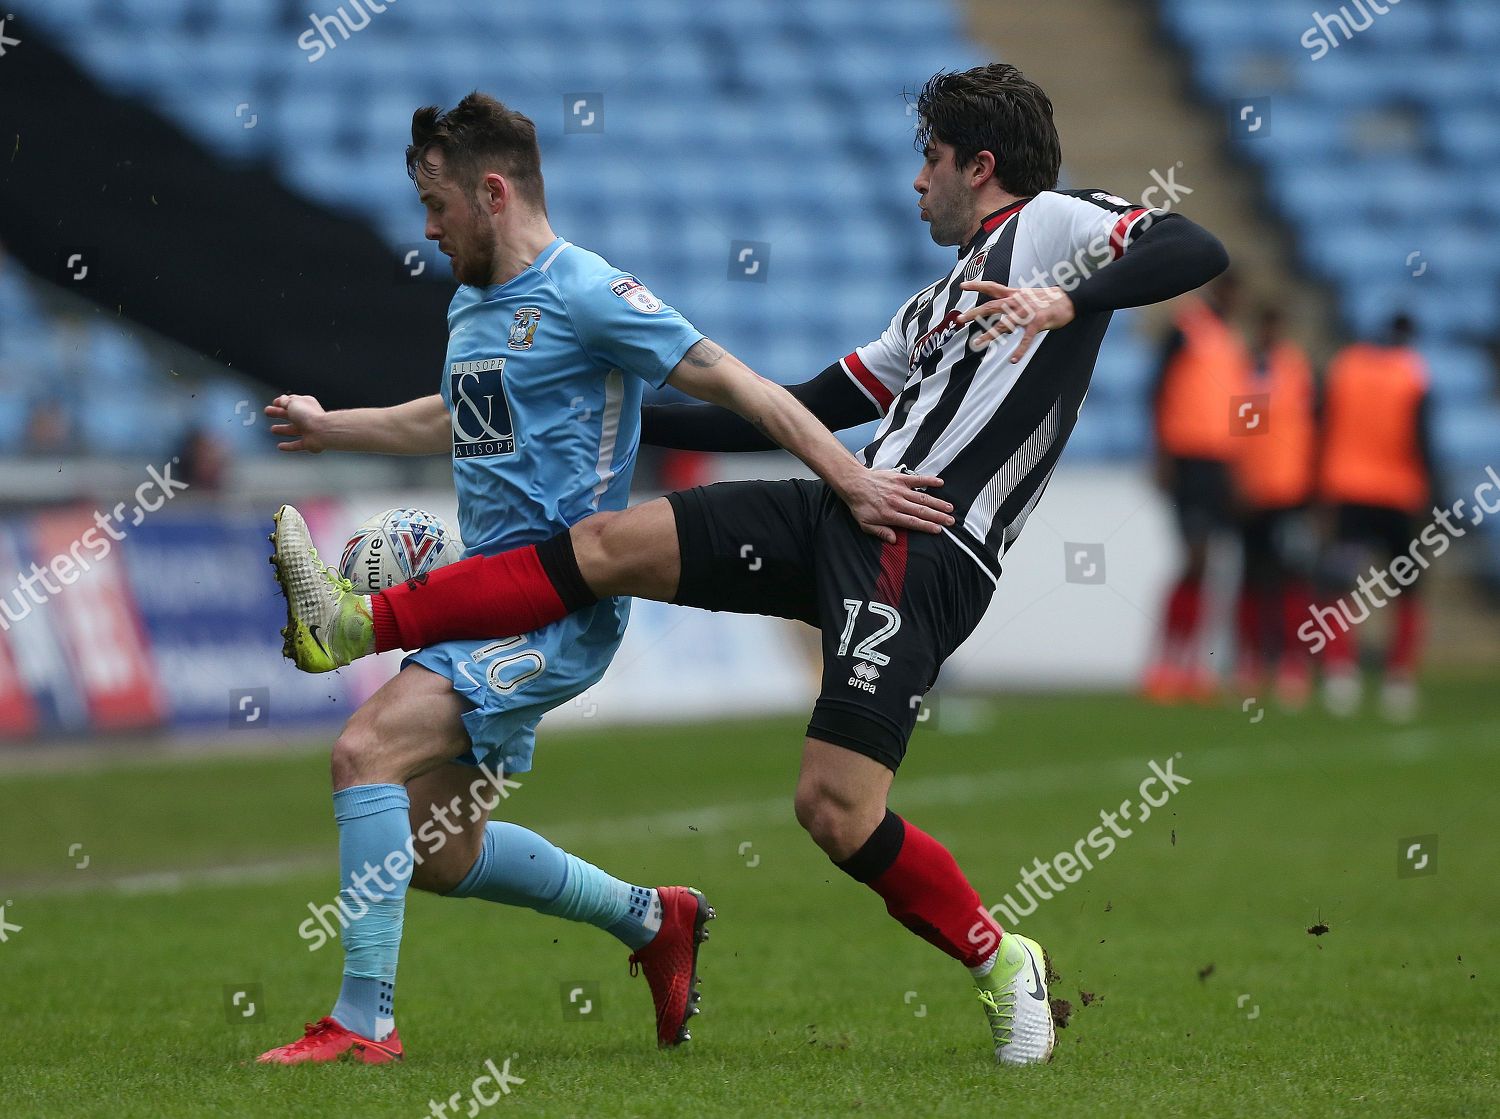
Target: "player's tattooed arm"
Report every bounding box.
[266,392,450,455]
[675,341,777,443]
[666,340,955,542]
[682,339,727,368]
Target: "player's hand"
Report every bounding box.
[959,282,1076,364]
[841,469,953,544]
[265,394,328,453]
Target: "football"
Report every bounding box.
[338,507,463,593]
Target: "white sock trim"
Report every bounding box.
[968,947,999,979]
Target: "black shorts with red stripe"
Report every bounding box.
[666,479,995,770]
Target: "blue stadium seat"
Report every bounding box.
[207,0,287,32]
[0,392,31,448]
[1265,102,1353,160]
[1064,403,1115,461]
[1433,401,1500,465]
[1090,330,1156,402]
[1161,0,1314,49]
[269,86,345,151]
[113,0,197,29]
[1432,108,1500,167]
[1352,5,1441,49]
[1344,284,1499,341]
[1451,2,1500,50]
[1421,343,1497,405]
[76,382,181,457]
[1292,52,1407,105]
[19,0,98,35]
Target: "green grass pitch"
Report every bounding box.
[1,674,1496,1117]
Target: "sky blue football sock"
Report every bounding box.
[328,783,411,1042]
[447,821,663,950]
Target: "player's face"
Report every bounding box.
[913,140,972,247]
[417,154,496,286]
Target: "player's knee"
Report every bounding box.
[570,512,625,584]
[794,781,869,859]
[330,703,407,787]
[330,717,380,789]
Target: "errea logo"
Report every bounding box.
[849,661,880,693]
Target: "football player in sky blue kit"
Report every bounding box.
[258,93,950,1064]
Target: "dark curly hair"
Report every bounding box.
[406,92,545,209]
[913,64,1062,198]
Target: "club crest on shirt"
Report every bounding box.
[610,276,663,313]
[508,306,541,350]
[963,249,989,282]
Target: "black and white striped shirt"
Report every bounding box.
[838,190,1157,579]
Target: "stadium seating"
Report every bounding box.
[0,246,273,460]
[1159,0,1500,439]
[1161,0,1500,572]
[11,0,1173,461]
[11,0,1494,487]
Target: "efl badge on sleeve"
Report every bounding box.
[610,277,664,314]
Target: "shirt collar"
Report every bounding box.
[961,198,1031,256]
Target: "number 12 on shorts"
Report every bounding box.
[836,599,902,666]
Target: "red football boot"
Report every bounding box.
[628,886,714,1047]
[256,1017,403,1065]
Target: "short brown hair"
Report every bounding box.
[406,92,546,209]
[913,64,1061,198]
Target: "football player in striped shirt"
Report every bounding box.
[272,65,1228,1065]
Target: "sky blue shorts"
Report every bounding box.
[404,597,629,774]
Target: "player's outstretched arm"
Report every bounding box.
[265,393,449,455]
[958,213,1229,362]
[642,361,879,452]
[666,339,953,543]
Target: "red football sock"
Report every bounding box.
[836,811,1001,968]
[1166,576,1203,643]
[1155,575,1204,671]
[1235,586,1263,677]
[1388,595,1424,676]
[371,533,594,653]
[1280,581,1315,666]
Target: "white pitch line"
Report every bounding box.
[15,719,1497,899]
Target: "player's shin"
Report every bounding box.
[834,809,1000,968]
[372,531,598,652]
[445,821,661,948]
[834,809,1055,1063]
[329,784,414,1043]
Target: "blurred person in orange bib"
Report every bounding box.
[1144,273,1251,702]
[1314,313,1436,720]
[1231,306,1318,709]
